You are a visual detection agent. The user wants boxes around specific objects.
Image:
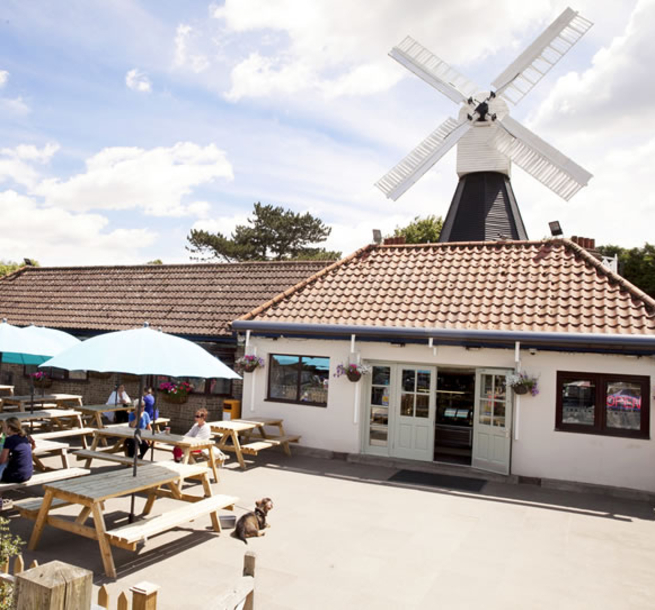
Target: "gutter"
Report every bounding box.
[231,321,655,355]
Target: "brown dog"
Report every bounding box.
[232,498,274,544]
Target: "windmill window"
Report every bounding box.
[266,354,329,407]
[556,372,650,439]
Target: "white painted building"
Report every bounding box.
[234,239,655,494]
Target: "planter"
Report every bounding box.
[161,393,189,404]
[90,371,113,380]
[242,364,260,374]
[32,379,52,389]
[346,370,362,382]
[513,384,528,395]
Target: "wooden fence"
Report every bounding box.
[2,552,256,609]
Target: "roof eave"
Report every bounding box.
[231,321,655,356]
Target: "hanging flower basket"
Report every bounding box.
[158,381,192,404]
[346,370,362,382]
[236,355,265,374]
[335,363,371,382]
[31,372,52,389]
[508,372,539,397]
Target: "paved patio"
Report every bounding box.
[4,450,655,609]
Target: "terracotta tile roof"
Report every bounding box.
[0,261,329,338]
[240,239,655,335]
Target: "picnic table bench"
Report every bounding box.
[31,427,96,448]
[0,467,90,493]
[22,462,236,578]
[32,439,71,471]
[208,417,300,469]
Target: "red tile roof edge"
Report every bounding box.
[236,238,655,322]
[237,243,376,322]
[1,260,330,276]
[561,239,655,313]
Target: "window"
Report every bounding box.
[556,371,650,438]
[154,376,233,397]
[267,354,329,407]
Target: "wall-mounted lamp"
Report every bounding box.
[549,221,563,237]
[372,229,382,244]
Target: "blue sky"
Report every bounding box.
[0,0,650,266]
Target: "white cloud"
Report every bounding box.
[125,68,152,93]
[213,0,556,101]
[529,0,655,138]
[0,190,156,266]
[0,96,30,115]
[34,142,234,216]
[173,23,209,73]
[0,143,60,189]
[0,71,8,87]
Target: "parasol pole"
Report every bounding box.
[129,374,144,522]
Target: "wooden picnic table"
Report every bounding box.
[208,417,300,469]
[22,461,237,579]
[0,408,85,431]
[83,426,223,483]
[0,385,14,396]
[1,393,83,412]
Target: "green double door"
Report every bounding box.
[365,364,513,474]
[365,364,436,462]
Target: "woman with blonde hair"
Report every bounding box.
[0,417,34,483]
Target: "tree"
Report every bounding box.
[186,202,341,262]
[597,243,655,299]
[0,259,39,277]
[392,215,443,244]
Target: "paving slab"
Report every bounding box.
[3,449,655,609]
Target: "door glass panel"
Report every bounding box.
[372,366,391,386]
[493,401,506,427]
[481,374,494,398]
[605,380,641,431]
[494,377,506,399]
[402,370,416,392]
[400,393,414,416]
[415,394,429,418]
[417,371,431,393]
[368,366,391,447]
[479,399,492,425]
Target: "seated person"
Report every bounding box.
[142,387,156,420]
[104,384,131,423]
[124,406,151,459]
[173,408,222,463]
[0,417,34,484]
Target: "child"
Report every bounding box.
[0,417,34,484]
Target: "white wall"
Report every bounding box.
[243,336,655,492]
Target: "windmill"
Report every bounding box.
[375,7,593,242]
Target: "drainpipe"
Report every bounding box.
[245,330,256,414]
[514,341,520,442]
[350,334,359,425]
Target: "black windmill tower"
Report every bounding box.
[375,8,593,242]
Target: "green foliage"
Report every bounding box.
[597,243,655,299]
[392,215,443,244]
[146,259,163,265]
[186,202,340,262]
[0,259,39,277]
[0,516,24,610]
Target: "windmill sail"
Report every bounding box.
[493,116,592,201]
[492,7,593,105]
[376,118,471,200]
[390,36,479,104]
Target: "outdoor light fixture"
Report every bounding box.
[372,229,382,244]
[549,221,563,236]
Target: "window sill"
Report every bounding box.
[265,398,327,408]
[554,426,649,440]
